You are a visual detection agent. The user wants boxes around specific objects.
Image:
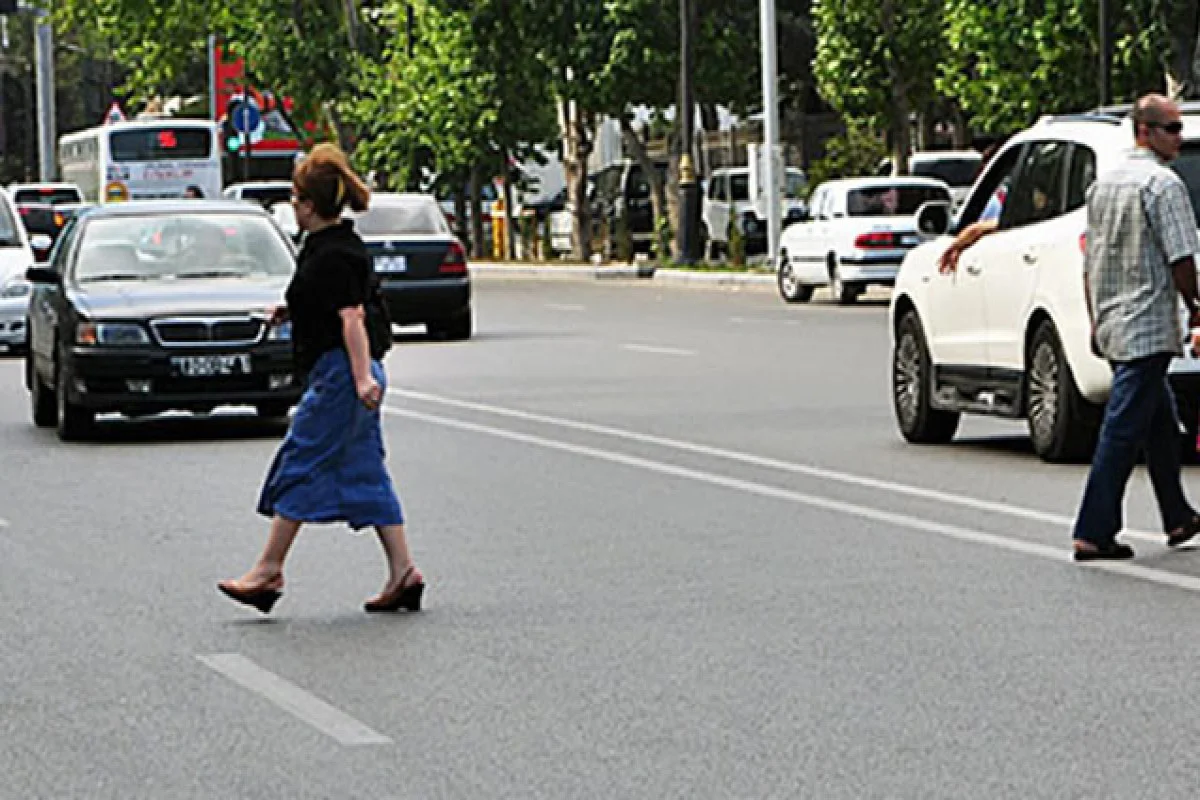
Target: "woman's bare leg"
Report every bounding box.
[229,515,302,589]
[369,523,422,601]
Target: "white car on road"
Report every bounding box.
[777,177,951,304]
[890,107,1200,462]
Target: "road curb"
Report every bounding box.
[471,262,775,291]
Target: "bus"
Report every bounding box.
[58,118,222,204]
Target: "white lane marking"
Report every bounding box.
[197,654,392,746]
[0,518,8,528]
[383,405,1200,594]
[622,343,696,357]
[545,303,586,312]
[386,388,1163,544]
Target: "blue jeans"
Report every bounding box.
[1073,353,1194,545]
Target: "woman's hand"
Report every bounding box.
[357,375,382,410]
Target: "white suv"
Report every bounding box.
[890,108,1200,462]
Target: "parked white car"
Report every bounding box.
[702,166,808,259]
[890,108,1200,462]
[776,176,951,304]
[223,181,292,208]
[881,151,981,213]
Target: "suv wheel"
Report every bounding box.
[28,355,55,428]
[893,310,959,444]
[1026,321,1100,462]
[55,360,94,442]
[777,253,813,304]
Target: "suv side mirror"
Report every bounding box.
[915,201,951,239]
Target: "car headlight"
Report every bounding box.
[267,319,292,342]
[76,322,150,346]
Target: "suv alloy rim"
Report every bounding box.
[1028,341,1060,445]
[894,329,921,427]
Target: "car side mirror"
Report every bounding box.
[26,266,60,285]
[915,201,952,239]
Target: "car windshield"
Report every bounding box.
[354,199,450,236]
[75,213,295,283]
[1171,144,1200,226]
[911,158,980,188]
[13,188,82,205]
[847,185,951,216]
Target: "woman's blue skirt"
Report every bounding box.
[257,348,404,530]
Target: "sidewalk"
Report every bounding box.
[470,260,777,292]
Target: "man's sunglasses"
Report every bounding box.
[1151,121,1184,135]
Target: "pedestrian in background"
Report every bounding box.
[218,143,425,612]
[1073,93,1200,561]
[183,185,205,199]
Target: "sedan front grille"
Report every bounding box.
[151,317,265,348]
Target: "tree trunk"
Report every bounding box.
[453,179,468,250]
[501,149,516,261]
[881,0,911,173]
[562,97,593,261]
[951,104,970,149]
[1164,0,1200,99]
[619,116,666,254]
[469,165,486,261]
[342,0,360,52]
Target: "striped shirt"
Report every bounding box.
[1086,148,1200,361]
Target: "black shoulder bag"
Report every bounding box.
[364,270,394,360]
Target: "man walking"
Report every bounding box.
[1074,93,1200,561]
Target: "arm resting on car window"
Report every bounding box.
[938,219,999,274]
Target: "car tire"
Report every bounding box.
[431,309,473,341]
[777,253,813,304]
[829,260,858,305]
[1026,321,1100,463]
[55,360,93,442]
[28,355,55,428]
[893,310,960,444]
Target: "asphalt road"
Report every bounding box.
[4,277,1200,798]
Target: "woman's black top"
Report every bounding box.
[286,220,370,374]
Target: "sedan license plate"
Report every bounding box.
[375,255,407,274]
[170,354,252,378]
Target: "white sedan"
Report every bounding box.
[777,176,951,305]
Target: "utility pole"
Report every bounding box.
[759,0,782,271]
[33,7,54,181]
[676,0,700,265]
[1098,0,1111,106]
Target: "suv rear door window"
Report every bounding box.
[846,185,950,216]
[1171,144,1200,226]
[1065,145,1097,213]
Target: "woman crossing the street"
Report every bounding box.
[218,144,425,614]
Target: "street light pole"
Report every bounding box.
[759,0,781,270]
[33,10,54,181]
[676,0,700,265]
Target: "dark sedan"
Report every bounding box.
[352,193,472,340]
[25,202,303,440]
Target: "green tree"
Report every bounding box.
[812,0,943,171]
[938,0,1168,135]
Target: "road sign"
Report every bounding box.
[231,98,261,135]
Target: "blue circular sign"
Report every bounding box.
[231,99,261,135]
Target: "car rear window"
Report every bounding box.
[847,185,951,216]
[354,199,450,236]
[1171,144,1200,226]
[13,187,82,205]
[109,127,213,162]
[911,158,981,188]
